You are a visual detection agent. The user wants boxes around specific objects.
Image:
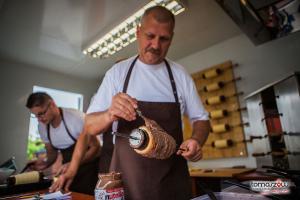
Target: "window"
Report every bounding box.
[27,86,83,159]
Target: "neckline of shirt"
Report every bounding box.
[136,58,166,71]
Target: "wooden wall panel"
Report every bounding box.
[183,61,248,159]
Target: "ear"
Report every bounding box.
[49,100,55,107]
[136,25,141,39]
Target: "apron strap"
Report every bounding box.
[164,60,179,103]
[122,56,179,103]
[47,124,59,150]
[47,108,77,150]
[122,56,139,93]
[59,108,77,142]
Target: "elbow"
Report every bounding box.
[84,116,99,136]
[84,111,112,136]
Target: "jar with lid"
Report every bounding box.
[95,172,125,200]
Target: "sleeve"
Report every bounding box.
[87,69,117,114]
[182,71,209,123]
[38,123,49,143]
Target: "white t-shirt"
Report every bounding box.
[39,108,85,149]
[88,56,208,125]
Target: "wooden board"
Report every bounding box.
[189,168,255,178]
[183,60,248,159]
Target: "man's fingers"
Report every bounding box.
[60,164,69,175]
[49,176,65,192]
[181,146,197,157]
[189,148,202,161]
[114,103,136,120]
[55,168,63,177]
[62,167,68,174]
[117,93,138,108]
[116,94,137,114]
[176,149,183,155]
[110,107,135,121]
[49,181,58,192]
[64,180,72,192]
[189,151,202,162]
[49,174,74,193]
[178,139,202,161]
[110,93,138,121]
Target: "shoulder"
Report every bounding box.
[105,56,137,78]
[62,108,85,120]
[166,59,192,81]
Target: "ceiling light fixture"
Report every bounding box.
[82,0,185,59]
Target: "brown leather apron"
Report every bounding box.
[47,108,99,195]
[98,128,114,173]
[110,57,191,200]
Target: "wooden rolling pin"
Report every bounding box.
[209,108,246,119]
[202,68,222,79]
[203,77,241,92]
[211,139,234,148]
[205,95,226,105]
[210,136,267,149]
[201,63,238,79]
[205,92,243,105]
[6,171,44,186]
[211,124,230,133]
[211,122,249,133]
[209,109,228,119]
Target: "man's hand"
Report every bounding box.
[55,163,70,177]
[49,169,75,193]
[176,138,202,162]
[85,93,138,136]
[27,159,48,171]
[108,93,138,122]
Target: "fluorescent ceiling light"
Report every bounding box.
[83,0,185,59]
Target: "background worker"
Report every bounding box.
[26,92,100,195]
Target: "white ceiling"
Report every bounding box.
[0,0,241,79]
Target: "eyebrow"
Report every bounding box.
[144,31,172,39]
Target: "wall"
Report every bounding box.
[0,60,99,170]
[177,32,300,168]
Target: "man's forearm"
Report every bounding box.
[68,132,89,173]
[191,120,210,147]
[85,110,114,136]
[44,155,57,168]
[43,144,58,169]
[81,135,101,164]
[68,111,112,172]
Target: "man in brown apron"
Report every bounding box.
[26,92,100,195]
[109,56,193,199]
[51,6,210,199]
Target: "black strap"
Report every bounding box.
[122,56,179,103]
[59,108,77,142]
[164,60,179,103]
[122,56,139,93]
[47,108,77,150]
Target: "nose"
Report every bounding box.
[151,37,160,50]
[37,116,46,122]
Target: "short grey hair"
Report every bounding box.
[141,6,175,29]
